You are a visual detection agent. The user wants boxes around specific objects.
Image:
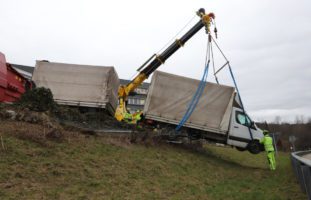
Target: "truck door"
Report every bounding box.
[227,107,258,148]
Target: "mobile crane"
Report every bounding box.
[115,8,216,122]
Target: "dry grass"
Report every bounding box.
[0,121,306,200]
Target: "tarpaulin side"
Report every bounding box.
[32,61,119,114]
[144,71,235,134]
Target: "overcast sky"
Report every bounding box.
[1,0,310,122]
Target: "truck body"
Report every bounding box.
[144,71,264,153]
[32,61,119,115]
[0,52,32,103]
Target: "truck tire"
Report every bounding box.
[247,140,261,154]
[236,147,246,152]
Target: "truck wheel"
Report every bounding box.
[236,147,246,152]
[247,140,261,154]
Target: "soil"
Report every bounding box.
[0,102,169,147]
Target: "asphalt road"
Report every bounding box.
[302,153,311,160]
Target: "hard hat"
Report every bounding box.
[263,130,269,135]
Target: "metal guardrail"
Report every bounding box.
[291,150,311,200]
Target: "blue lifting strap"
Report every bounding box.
[228,64,254,140]
[175,61,210,131]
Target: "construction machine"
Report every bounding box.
[115,8,216,122]
[0,52,34,103]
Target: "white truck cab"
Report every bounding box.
[227,106,264,154]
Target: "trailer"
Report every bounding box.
[32,61,119,115]
[143,71,264,154]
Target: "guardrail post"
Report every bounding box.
[291,155,299,181]
[301,165,311,199]
[291,150,311,200]
[297,163,307,193]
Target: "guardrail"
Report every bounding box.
[291,150,311,200]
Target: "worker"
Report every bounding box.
[124,110,142,124]
[260,130,276,170]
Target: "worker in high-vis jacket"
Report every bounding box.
[260,130,276,170]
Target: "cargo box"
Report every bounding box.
[143,71,236,134]
[32,61,119,115]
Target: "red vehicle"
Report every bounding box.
[0,52,33,103]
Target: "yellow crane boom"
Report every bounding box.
[115,8,216,122]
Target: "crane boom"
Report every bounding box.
[115,8,215,121]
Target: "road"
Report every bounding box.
[302,153,311,160]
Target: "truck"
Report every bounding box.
[143,71,264,154]
[0,52,33,103]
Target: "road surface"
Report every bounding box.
[302,153,311,161]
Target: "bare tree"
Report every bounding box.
[274,116,281,124]
[295,115,305,124]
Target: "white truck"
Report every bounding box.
[143,71,264,154]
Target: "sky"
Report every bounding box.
[0,0,310,122]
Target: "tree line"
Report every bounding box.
[257,116,311,152]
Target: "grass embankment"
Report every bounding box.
[0,121,306,200]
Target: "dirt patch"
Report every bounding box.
[52,105,134,131]
[0,121,67,147]
[1,101,200,150]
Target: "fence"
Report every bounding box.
[291,150,311,200]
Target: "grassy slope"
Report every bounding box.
[0,122,306,200]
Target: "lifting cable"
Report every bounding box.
[156,15,197,54]
[210,42,219,84]
[128,15,197,84]
[175,35,254,141]
[175,36,211,131]
[211,37,254,140]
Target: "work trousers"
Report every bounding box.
[267,151,276,170]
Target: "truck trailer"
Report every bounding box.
[32,61,119,115]
[143,71,264,154]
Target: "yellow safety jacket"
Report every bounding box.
[123,111,142,124]
[260,135,275,152]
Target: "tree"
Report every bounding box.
[295,115,305,124]
[274,116,281,124]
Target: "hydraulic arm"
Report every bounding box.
[115,8,216,121]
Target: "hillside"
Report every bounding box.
[0,120,306,200]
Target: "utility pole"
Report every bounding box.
[271,132,279,155]
[289,135,297,152]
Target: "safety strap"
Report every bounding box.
[175,62,210,131]
[175,38,210,131]
[228,64,254,140]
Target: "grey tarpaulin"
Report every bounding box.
[144,71,235,134]
[32,61,119,115]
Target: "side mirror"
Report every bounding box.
[250,121,257,129]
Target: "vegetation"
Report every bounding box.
[0,121,306,200]
[258,121,311,151]
[16,87,56,112]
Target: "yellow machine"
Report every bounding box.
[115,8,216,122]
